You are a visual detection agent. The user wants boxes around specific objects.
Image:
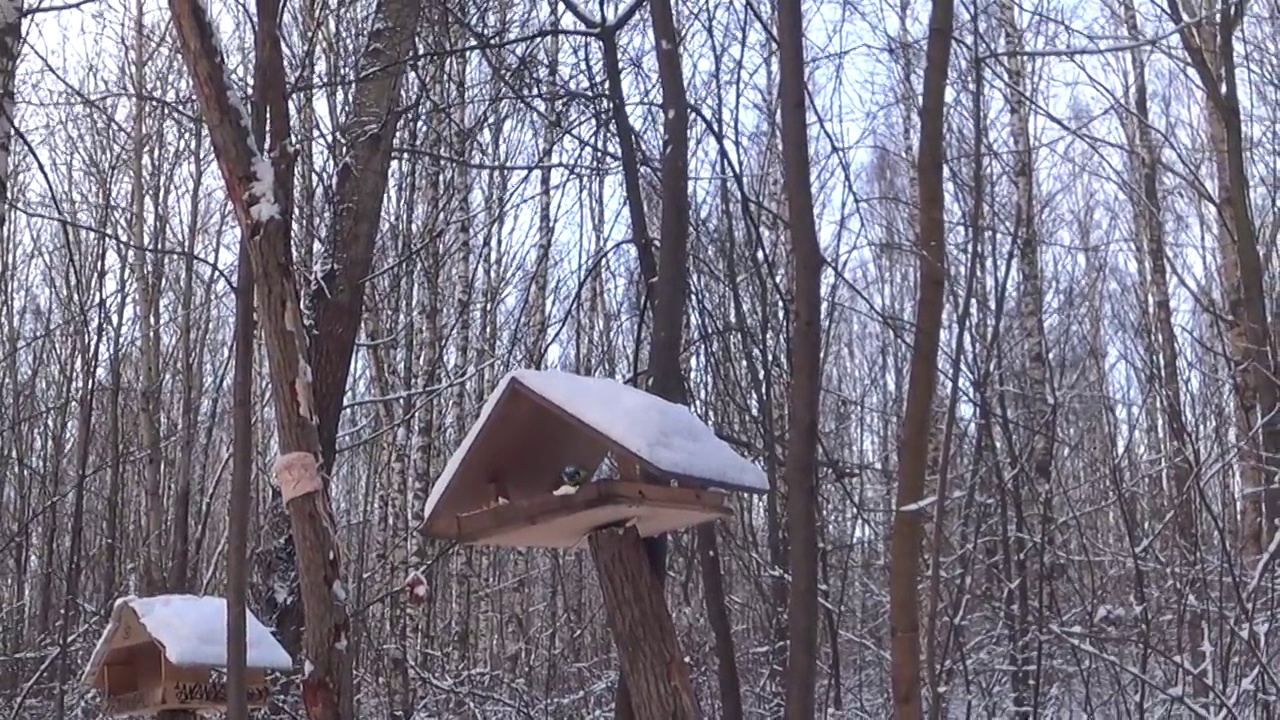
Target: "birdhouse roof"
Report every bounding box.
[422,369,768,530]
[81,594,293,687]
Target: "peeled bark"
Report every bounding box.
[167,0,424,711]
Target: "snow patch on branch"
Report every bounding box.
[248,155,281,221]
[189,0,257,149]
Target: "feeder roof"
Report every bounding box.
[422,369,768,530]
[81,594,293,687]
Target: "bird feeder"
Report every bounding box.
[81,594,293,716]
[421,369,768,549]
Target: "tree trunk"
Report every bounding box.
[776,0,825,712]
[886,0,956,712]
[102,255,127,603]
[53,227,106,720]
[308,0,424,476]
[132,0,166,595]
[558,2,702,714]
[171,121,203,593]
[997,0,1053,712]
[226,227,255,720]
[590,525,700,720]
[530,11,558,369]
[1168,0,1280,566]
[0,0,17,210]
[1120,0,1206,697]
[165,0,350,715]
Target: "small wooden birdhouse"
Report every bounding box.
[421,369,768,549]
[81,594,293,716]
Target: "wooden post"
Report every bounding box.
[589,524,700,719]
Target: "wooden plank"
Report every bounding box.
[431,383,611,520]
[427,480,730,548]
[102,689,154,715]
[163,678,271,708]
[482,503,728,548]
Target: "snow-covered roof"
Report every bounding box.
[422,369,768,525]
[81,594,293,686]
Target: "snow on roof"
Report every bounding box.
[81,594,293,686]
[422,369,768,523]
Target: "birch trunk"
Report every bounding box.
[997,0,1054,712]
[530,7,558,368]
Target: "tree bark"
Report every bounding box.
[226,103,260,720]
[775,0,825,713]
[102,255,127,603]
[1119,0,1206,697]
[165,0,350,716]
[53,225,106,720]
[590,526,700,720]
[997,1,1053,712]
[886,0,956,712]
[1168,0,1280,565]
[308,0,424,475]
[226,232,255,720]
[132,0,166,595]
[171,121,204,593]
[559,1,705,714]
[0,0,18,291]
[529,12,558,369]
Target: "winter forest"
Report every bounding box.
[0,0,1277,712]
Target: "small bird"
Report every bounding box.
[560,465,588,487]
[554,466,588,496]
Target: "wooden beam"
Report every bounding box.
[427,480,730,547]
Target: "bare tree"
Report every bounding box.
[776,0,823,713]
[887,0,957,711]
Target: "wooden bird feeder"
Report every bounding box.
[421,369,768,549]
[81,594,293,716]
